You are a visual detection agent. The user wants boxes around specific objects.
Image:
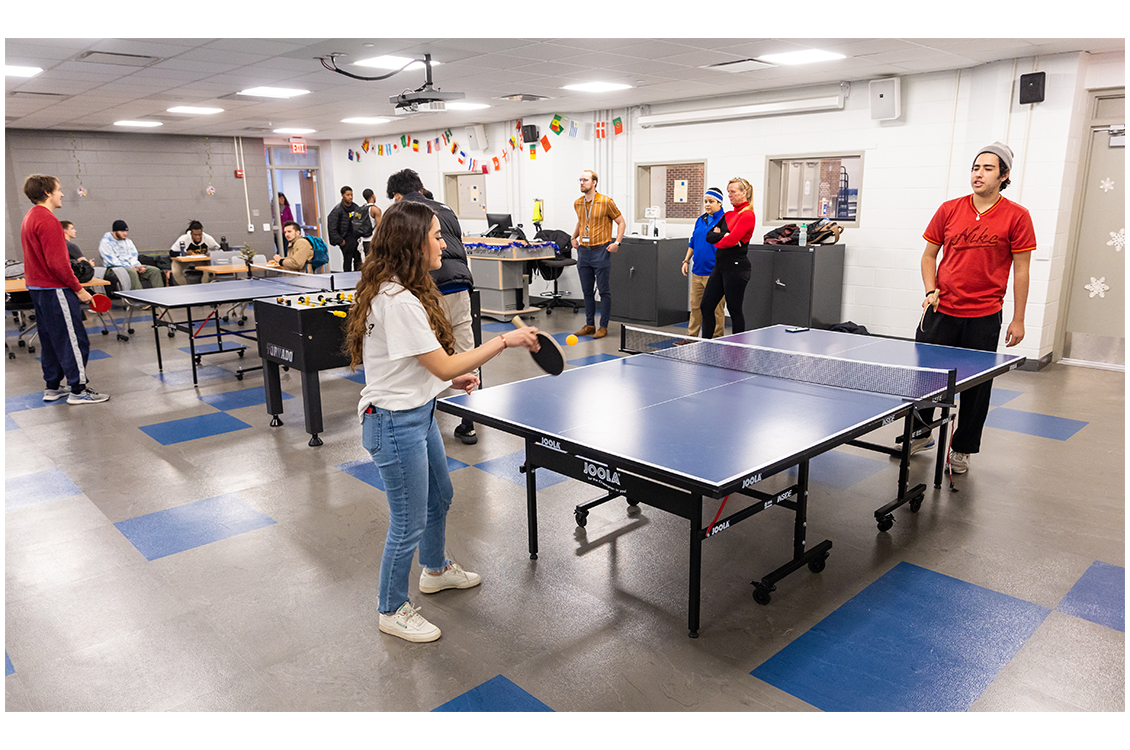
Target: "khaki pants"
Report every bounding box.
[688,273,724,338]
[438,289,476,378]
[116,265,165,289]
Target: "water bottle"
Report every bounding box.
[799,224,808,247]
[178,241,186,257]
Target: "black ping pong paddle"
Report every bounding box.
[511,315,564,376]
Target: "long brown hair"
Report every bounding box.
[344,200,455,369]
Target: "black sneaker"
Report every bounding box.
[454,423,478,445]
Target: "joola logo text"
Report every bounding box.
[706,520,730,537]
[540,437,561,451]
[584,461,621,486]
[742,474,762,489]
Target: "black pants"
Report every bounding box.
[340,239,361,272]
[699,254,751,338]
[915,308,1002,454]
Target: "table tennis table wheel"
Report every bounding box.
[752,585,773,606]
[908,497,923,513]
[807,554,828,574]
[574,509,589,527]
[876,514,895,532]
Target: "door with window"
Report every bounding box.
[266,145,324,258]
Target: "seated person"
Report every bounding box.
[97,220,164,289]
[170,220,219,285]
[60,220,95,282]
[272,221,314,271]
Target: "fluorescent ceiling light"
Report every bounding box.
[167,106,224,115]
[756,49,846,66]
[237,86,310,99]
[341,117,393,125]
[114,120,162,128]
[444,102,490,110]
[561,82,632,93]
[273,128,316,134]
[6,65,43,78]
[353,55,437,71]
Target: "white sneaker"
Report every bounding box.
[43,387,69,402]
[909,435,935,455]
[67,389,110,405]
[378,602,441,643]
[419,561,482,594]
[948,450,970,474]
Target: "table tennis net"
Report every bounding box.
[248,264,338,292]
[622,327,953,400]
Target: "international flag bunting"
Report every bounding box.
[493,156,501,170]
[613,117,623,135]
[401,135,408,147]
[529,143,536,160]
[595,122,606,139]
[540,135,552,152]
[469,158,476,171]
[362,139,370,152]
[444,129,453,141]
[412,139,419,152]
[549,114,564,134]
[450,141,458,154]
[569,120,579,138]
[509,135,518,150]
[377,144,383,155]
[482,164,489,174]
[458,150,467,164]
[442,132,449,145]
[427,141,432,154]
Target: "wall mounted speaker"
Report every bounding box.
[521,124,539,144]
[464,125,488,151]
[1019,72,1046,104]
[869,78,901,120]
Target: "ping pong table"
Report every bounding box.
[437,324,1025,637]
[118,269,360,385]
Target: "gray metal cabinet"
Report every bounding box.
[742,244,845,329]
[610,237,689,326]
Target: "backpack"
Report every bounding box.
[71,258,95,283]
[307,235,330,271]
[350,207,373,239]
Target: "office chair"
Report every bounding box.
[532,229,581,314]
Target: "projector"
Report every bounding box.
[390,86,465,115]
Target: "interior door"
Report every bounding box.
[1062,93,1125,367]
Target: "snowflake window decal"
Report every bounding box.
[1099,178,1115,192]
[1107,228,1124,252]
[1085,277,1110,299]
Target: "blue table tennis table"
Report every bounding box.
[118,271,359,385]
[437,324,1024,637]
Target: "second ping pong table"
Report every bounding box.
[437,324,1025,637]
[118,269,361,385]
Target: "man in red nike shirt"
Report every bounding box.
[19,174,110,404]
[913,142,1034,474]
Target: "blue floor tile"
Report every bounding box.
[139,412,252,445]
[473,451,570,488]
[751,562,1049,712]
[433,675,553,712]
[5,651,13,677]
[481,321,513,333]
[1057,561,1125,632]
[984,407,1088,441]
[988,388,1022,407]
[114,493,276,561]
[339,370,366,384]
[5,414,19,431]
[6,469,83,510]
[153,366,234,385]
[199,386,291,412]
[5,391,67,413]
[566,352,623,367]
[339,456,470,492]
[86,349,111,360]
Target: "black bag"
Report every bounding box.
[830,321,869,335]
[71,259,95,283]
[705,216,729,245]
[763,224,799,245]
[351,207,373,239]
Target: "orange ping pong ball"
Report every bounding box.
[566,334,578,346]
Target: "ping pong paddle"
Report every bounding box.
[88,293,112,313]
[511,315,564,376]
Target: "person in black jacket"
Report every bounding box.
[327,186,369,272]
[386,169,479,445]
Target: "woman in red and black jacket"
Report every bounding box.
[699,177,756,338]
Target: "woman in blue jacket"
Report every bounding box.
[680,187,726,338]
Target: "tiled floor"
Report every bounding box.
[4,302,1125,720]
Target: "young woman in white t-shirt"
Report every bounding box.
[344,200,541,643]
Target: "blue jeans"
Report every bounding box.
[576,244,612,327]
[362,400,453,614]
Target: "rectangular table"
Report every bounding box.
[437,325,1024,637]
[462,237,556,320]
[117,269,358,386]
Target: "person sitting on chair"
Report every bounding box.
[272,222,314,271]
[169,220,219,285]
[98,220,164,289]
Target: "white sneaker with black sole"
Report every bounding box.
[378,602,441,643]
[948,450,970,474]
[67,389,110,405]
[43,387,69,402]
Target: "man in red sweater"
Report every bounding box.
[19,174,110,404]
[914,142,1034,474]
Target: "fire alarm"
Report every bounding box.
[234,169,244,178]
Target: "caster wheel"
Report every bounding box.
[753,587,772,605]
[194,357,202,366]
[18,341,26,348]
[808,555,828,573]
[909,498,923,513]
[222,315,230,322]
[128,328,135,334]
[574,510,588,528]
[8,352,15,359]
[101,330,109,336]
[117,335,129,342]
[237,320,245,327]
[236,373,244,381]
[282,366,290,372]
[530,553,538,560]
[28,346,35,354]
[545,308,552,316]
[877,515,894,532]
[627,499,639,507]
[237,350,245,358]
[167,331,175,338]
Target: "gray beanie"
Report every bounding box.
[978,141,1013,173]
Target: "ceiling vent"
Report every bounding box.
[75,51,162,67]
[700,59,776,74]
[9,91,69,98]
[500,93,549,102]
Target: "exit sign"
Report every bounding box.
[291,142,307,154]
